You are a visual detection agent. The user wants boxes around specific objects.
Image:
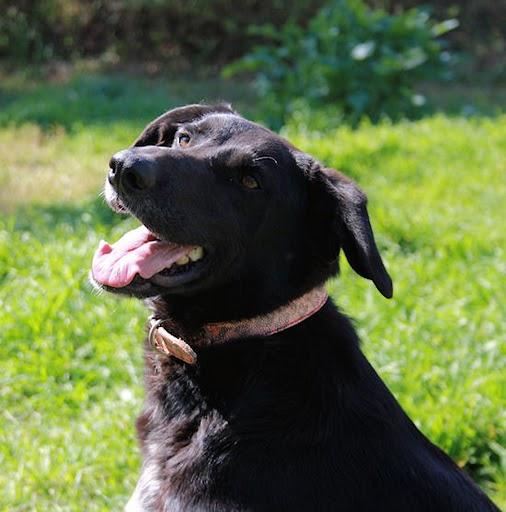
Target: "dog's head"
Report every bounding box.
[91,104,392,318]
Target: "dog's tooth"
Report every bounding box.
[176,255,190,266]
[189,247,204,262]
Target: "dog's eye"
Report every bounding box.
[178,133,191,147]
[241,175,259,189]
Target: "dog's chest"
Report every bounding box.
[131,342,331,511]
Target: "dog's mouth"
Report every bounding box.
[92,224,206,289]
[91,192,208,294]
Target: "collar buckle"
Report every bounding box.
[148,317,197,365]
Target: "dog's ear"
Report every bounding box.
[133,103,236,147]
[304,156,393,298]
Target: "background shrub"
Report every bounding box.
[0,0,503,76]
[224,0,458,127]
[0,0,322,65]
[371,0,506,80]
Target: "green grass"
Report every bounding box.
[0,70,505,510]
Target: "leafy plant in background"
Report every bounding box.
[0,0,323,65]
[224,0,458,127]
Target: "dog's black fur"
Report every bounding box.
[99,104,498,511]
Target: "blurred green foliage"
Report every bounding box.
[1,0,504,78]
[224,0,457,127]
[371,0,506,81]
[0,0,322,64]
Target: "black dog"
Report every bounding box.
[91,104,498,511]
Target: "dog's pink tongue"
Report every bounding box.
[92,225,191,288]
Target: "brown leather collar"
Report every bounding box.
[148,286,328,364]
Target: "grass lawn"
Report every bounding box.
[0,69,504,510]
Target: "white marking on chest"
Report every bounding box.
[125,461,162,512]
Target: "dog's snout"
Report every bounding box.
[108,150,157,193]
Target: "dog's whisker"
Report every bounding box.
[253,156,279,166]
[87,275,105,296]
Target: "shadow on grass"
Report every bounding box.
[422,82,506,119]
[1,69,505,136]
[0,71,257,132]
[11,196,127,239]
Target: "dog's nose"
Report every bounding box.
[108,152,124,187]
[108,150,157,192]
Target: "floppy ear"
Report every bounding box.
[311,165,393,298]
[133,103,235,147]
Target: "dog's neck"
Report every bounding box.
[146,286,328,364]
[146,268,329,323]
